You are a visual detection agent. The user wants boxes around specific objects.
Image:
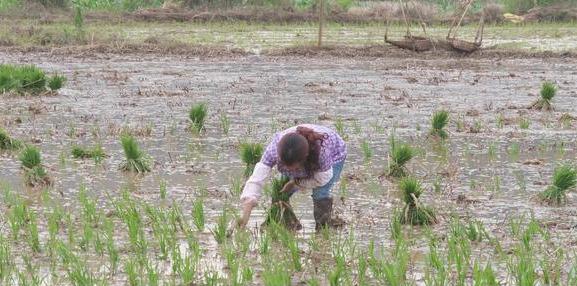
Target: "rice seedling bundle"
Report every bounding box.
[119,135,151,173]
[540,165,577,205]
[239,142,263,177]
[263,177,300,230]
[399,177,437,225]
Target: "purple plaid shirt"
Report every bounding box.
[261,124,347,179]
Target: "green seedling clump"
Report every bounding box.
[48,74,67,91]
[531,81,557,111]
[119,135,151,173]
[0,128,22,150]
[387,136,415,178]
[263,177,301,230]
[71,145,106,161]
[399,177,437,225]
[189,103,207,133]
[19,146,51,187]
[540,165,577,205]
[239,142,263,177]
[429,110,449,140]
[0,64,66,95]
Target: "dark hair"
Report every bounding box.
[278,126,327,175]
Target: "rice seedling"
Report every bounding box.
[514,170,527,192]
[125,256,141,286]
[282,233,302,271]
[334,118,347,140]
[259,230,271,255]
[387,135,415,178]
[263,177,300,230]
[540,248,563,285]
[168,203,185,232]
[239,141,263,177]
[191,198,205,232]
[261,259,292,286]
[119,135,151,173]
[233,229,251,256]
[105,233,119,274]
[472,261,498,286]
[357,254,368,286]
[360,139,372,163]
[241,267,253,284]
[71,144,106,162]
[540,165,577,205]
[519,117,530,129]
[370,239,409,285]
[146,262,159,286]
[159,179,167,199]
[189,103,207,133]
[181,251,199,285]
[508,142,520,161]
[211,209,228,244]
[0,128,22,150]
[425,239,448,286]
[328,255,346,286]
[219,111,230,135]
[204,270,221,286]
[398,177,437,225]
[455,118,466,132]
[389,209,402,241]
[465,220,487,242]
[0,236,12,282]
[496,114,505,128]
[531,81,557,111]
[487,142,497,162]
[27,211,41,253]
[48,74,66,91]
[429,110,449,140]
[228,176,244,198]
[447,230,472,286]
[508,246,537,286]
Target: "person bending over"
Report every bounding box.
[238,124,347,231]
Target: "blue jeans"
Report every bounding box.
[284,160,345,201]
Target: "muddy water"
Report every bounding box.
[1,52,577,284]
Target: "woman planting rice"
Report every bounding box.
[237,124,347,231]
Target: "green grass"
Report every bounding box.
[540,165,577,205]
[0,64,65,95]
[119,135,151,173]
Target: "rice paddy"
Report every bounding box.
[1,36,577,285]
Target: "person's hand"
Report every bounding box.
[236,199,256,229]
[280,180,296,193]
[228,199,254,237]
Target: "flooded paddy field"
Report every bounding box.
[1,50,577,285]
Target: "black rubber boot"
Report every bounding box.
[313,197,344,231]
